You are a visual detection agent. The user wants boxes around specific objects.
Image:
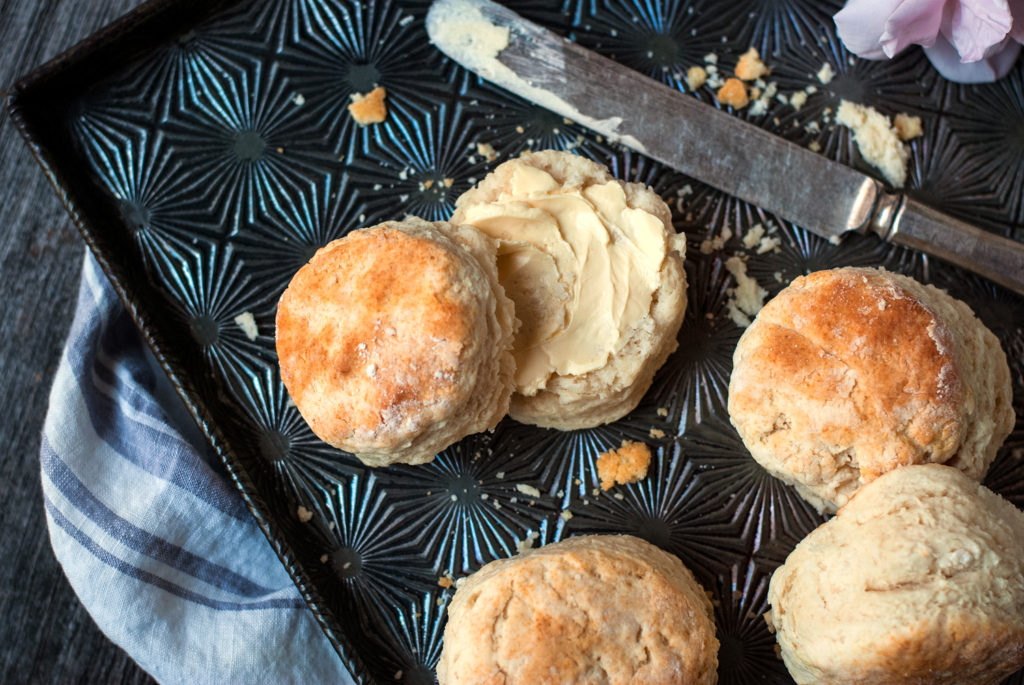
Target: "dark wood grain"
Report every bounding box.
[0,0,155,682]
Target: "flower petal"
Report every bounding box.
[949,0,1013,61]
[923,32,1021,80]
[835,0,946,60]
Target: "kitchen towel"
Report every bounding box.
[40,253,354,685]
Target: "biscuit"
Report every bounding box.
[766,464,1024,685]
[275,217,516,467]
[437,534,719,685]
[728,266,1013,512]
[453,150,687,429]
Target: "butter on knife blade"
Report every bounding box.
[426,0,1024,297]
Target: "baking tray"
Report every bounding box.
[9,0,1024,682]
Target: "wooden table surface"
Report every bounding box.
[0,0,155,681]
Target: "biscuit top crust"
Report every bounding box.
[276,225,471,447]
[733,268,965,480]
[453,150,676,396]
[767,465,1024,684]
[438,535,718,685]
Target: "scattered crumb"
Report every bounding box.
[748,81,777,116]
[808,140,822,152]
[596,441,652,491]
[348,86,387,125]
[399,14,413,26]
[297,506,313,523]
[735,47,770,81]
[649,428,666,439]
[756,235,782,255]
[515,483,541,499]
[657,407,669,417]
[717,77,749,109]
[613,493,625,500]
[476,142,498,161]
[394,670,404,681]
[724,256,767,327]
[438,574,454,589]
[699,226,733,254]
[319,554,328,563]
[443,177,454,187]
[233,312,258,340]
[560,510,573,521]
[817,63,834,85]
[517,531,539,553]
[686,65,708,90]
[836,100,909,186]
[704,52,718,64]
[789,91,808,110]
[292,93,306,106]
[893,113,923,141]
[742,223,766,250]
[515,125,525,133]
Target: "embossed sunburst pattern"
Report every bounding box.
[62,0,1024,682]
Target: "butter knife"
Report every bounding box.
[426,0,1024,297]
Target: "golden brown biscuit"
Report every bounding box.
[728,266,1013,512]
[453,150,687,429]
[275,217,516,467]
[766,464,1024,685]
[437,534,719,685]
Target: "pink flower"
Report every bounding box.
[834,0,1024,82]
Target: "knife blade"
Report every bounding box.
[426,0,1024,297]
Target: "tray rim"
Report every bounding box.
[5,0,368,681]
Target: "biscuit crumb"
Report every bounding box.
[743,223,766,250]
[348,86,387,125]
[657,407,669,417]
[893,113,923,141]
[394,670,404,680]
[596,441,652,490]
[297,506,313,523]
[808,140,822,152]
[704,52,719,64]
[836,100,909,186]
[735,47,770,81]
[476,142,498,161]
[233,312,258,340]
[438,574,454,589]
[560,509,573,521]
[724,256,767,327]
[319,554,328,563]
[789,91,808,110]
[817,63,834,84]
[515,483,541,499]
[649,428,666,439]
[685,65,708,90]
[292,93,305,106]
[516,531,539,553]
[717,77,749,108]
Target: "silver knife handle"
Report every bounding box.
[871,196,1024,297]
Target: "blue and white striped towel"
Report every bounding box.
[41,253,353,685]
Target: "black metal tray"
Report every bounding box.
[9,0,1023,682]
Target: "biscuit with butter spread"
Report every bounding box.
[452,150,687,429]
[275,217,516,467]
[728,267,1014,512]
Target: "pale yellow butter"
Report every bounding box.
[458,165,668,394]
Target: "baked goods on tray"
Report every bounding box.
[766,464,1024,685]
[728,266,1013,512]
[275,217,516,467]
[437,534,719,685]
[453,150,688,430]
